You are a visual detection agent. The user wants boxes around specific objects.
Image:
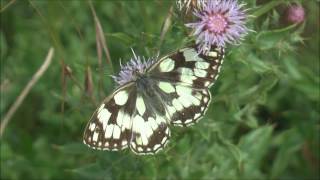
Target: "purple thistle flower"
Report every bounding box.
[112,50,157,86]
[285,4,305,24]
[186,0,248,53]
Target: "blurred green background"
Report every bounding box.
[1,0,319,179]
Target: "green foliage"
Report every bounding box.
[1,0,319,179]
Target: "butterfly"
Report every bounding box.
[83,46,224,155]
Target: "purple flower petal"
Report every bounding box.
[186,0,249,53]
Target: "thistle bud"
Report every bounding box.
[285,4,305,24]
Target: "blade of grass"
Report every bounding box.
[0,48,54,138]
[57,0,90,65]
[0,0,16,13]
[252,0,287,19]
[95,15,104,99]
[66,67,97,107]
[158,4,174,53]
[60,61,67,114]
[88,0,114,75]
[84,65,94,97]
[29,0,65,60]
[30,0,98,108]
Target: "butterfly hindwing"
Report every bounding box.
[83,83,136,151]
[152,81,212,126]
[169,88,211,126]
[129,92,170,154]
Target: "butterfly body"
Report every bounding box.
[83,46,224,155]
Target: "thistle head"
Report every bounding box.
[186,0,249,53]
[112,50,156,86]
[285,4,305,24]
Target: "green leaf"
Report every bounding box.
[256,24,297,50]
[282,56,303,80]
[0,32,7,60]
[238,126,273,175]
[270,129,304,178]
[239,126,273,155]
[70,163,112,180]
[225,142,244,170]
[53,142,90,155]
[246,53,273,73]
[105,32,134,45]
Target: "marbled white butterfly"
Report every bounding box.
[83,46,224,155]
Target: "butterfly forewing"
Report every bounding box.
[148,46,224,126]
[149,46,224,88]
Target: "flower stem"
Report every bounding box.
[252,0,287,18]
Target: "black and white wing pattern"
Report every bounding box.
[83,83,136,151]
[83,46,224,155]
[129,89,171,154]
[83,81,171,155]
[148,46,224,126]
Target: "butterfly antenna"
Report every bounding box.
[119,58,123,68]
[130,48,138,60]
[156,51,160,59]
[152,51,160,63]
